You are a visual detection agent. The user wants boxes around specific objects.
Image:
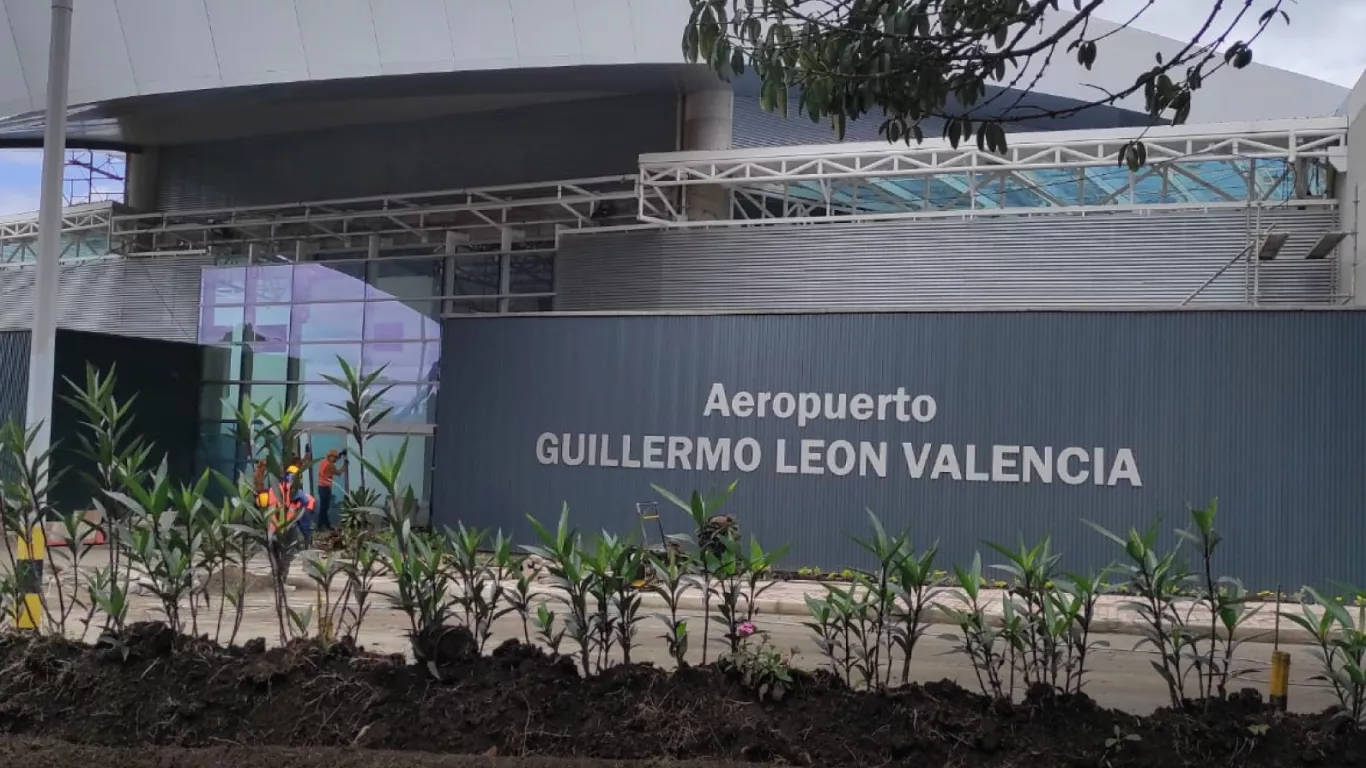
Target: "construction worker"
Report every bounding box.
[315,449,346,532]
[262,465,317,547]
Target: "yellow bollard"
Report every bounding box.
[14,524,45,631]
[1269,650,1291,712]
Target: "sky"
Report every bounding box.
[0,0,1363,219]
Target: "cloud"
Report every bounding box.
[1097,0,1366,86]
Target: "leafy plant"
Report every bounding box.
[1282,586,1366,723]
[321,356,394,493]
[721,622,796,702]
[987,535,1067,691]
[650,552,693,667]
[938,553,1009,699]
[526,506,595,674]
[1086,518,1193,709]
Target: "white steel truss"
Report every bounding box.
[113,175,655,257]
[0,176,661,264]
[0,201,118,266]
[637,118,1349,224]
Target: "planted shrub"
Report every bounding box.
[1282,586,1366,724]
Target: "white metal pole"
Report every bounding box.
[25,0,74,468]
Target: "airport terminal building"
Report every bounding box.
[0,1,1364,586]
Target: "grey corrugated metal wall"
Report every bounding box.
[434,311,1366,590]
[556,208,1339,309]
[0,331,28,482]
[0,330,29,428]
[0,256,207,343]
[153,95,678,210]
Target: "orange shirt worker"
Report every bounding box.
[316,449,346,531]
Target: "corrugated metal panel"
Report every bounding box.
[433,311,1366,590]
[0,256,207,343]
[154,95,678,210]
[556,208,1340,310]
[0,330,29,428]
[0,330,30,482]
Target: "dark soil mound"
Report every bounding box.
[0,738,740,768]
[0,625,1361,767]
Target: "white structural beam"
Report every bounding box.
[25,0,74,470]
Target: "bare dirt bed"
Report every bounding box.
[0,623,1361,767]
[0,738,735,768]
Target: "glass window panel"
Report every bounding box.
[449,254,500,296]
[297,382,349,422]
[291,302,365,342]
[293,261,367,303]
[247,264,294,305]
[377,384,438,424]
[293,343,361,382]
[246,344,291,382]
[362,341,442,381]
[370,256,440,301]
[357,434,433,507]
[200,384,240,421]
[244,383,289,412]
[364,300,438,342]
[509,253,553,295]
[201,345,243,381]
[199,305,245,345]
[244,304,291,344]
[201,267,246,306]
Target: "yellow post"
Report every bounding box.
[1269,650,1291,712]
[14,523,45,631]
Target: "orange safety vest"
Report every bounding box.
[264,483,316,533]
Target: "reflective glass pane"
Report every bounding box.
[362,341,440,381]
[247,264,294,305]
[293,261,367,303]
[510,253,553,294]
[378,384,438,424]
[449,254,500,296]
[297,382,349,422]
[364,300,438,341]
[199,305,245,344]
[292,302,365,342]
[244,383,289,412]
[293,343,361,382]
[200,384,240,421]
[370,257,440,301]
[201,267,247,306]
[244,304,291,345]
[246,344,290,382]
[361,434,433,507]
[201,345,243,381]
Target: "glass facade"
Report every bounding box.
[195,246,554,511]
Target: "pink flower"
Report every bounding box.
[737,621,757,638]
